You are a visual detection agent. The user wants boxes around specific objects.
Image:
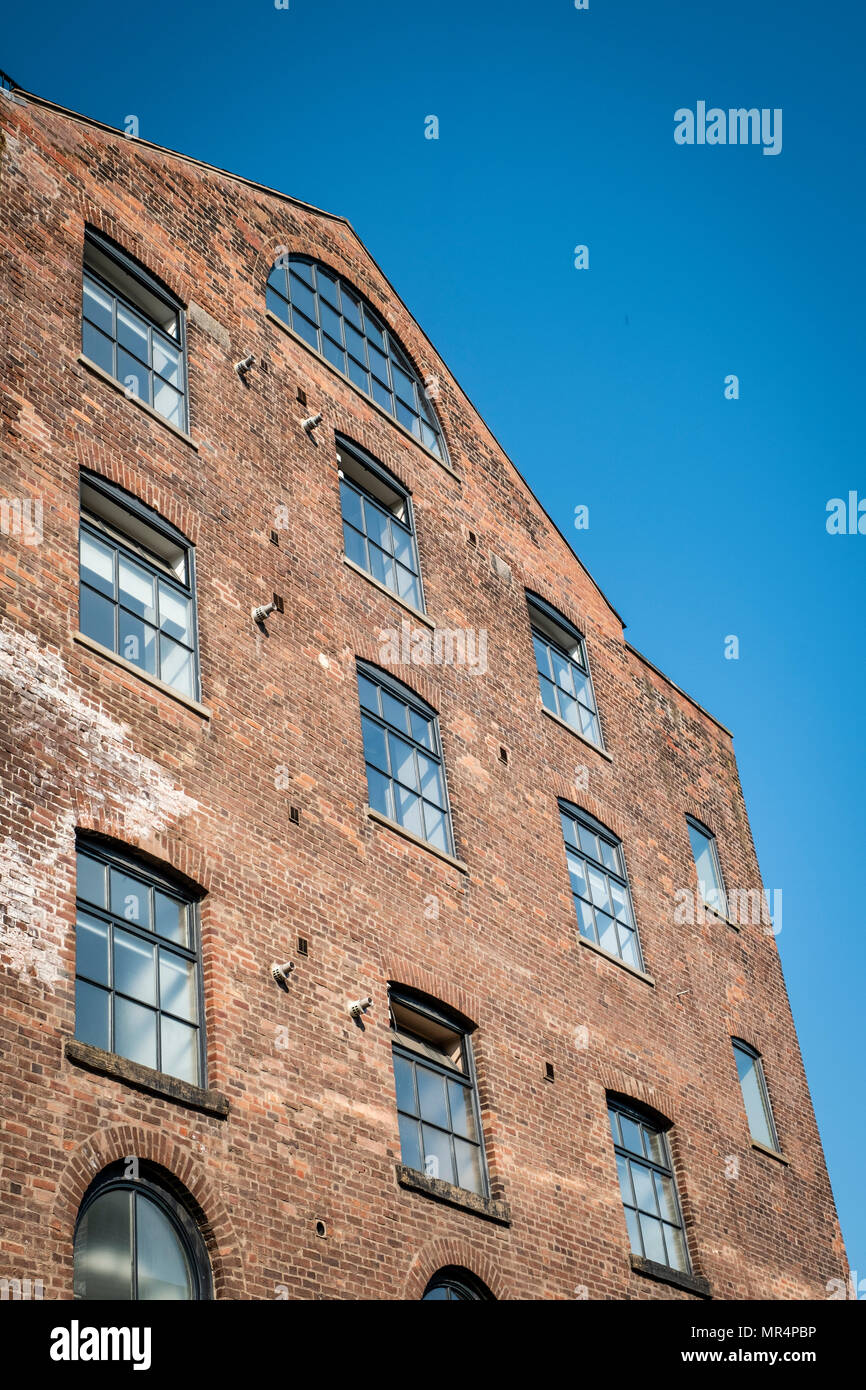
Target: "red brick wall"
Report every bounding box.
[0,90,848,1299]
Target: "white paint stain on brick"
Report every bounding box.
[0,624,198,990]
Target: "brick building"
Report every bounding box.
[0,83,848,1301]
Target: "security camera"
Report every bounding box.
[271,961,295,988]
[235,354,255,375]
[349,997,372,1019]
[301,413,323,434]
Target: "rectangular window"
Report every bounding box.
[686,818,727,917]
[527,594,602,747]
[74,841,204,1086]
[357,663,454,855]
[390,990,487,1197]
[560,803,643,969]
[82,229,188,431]
[79,473,200,700]
[608,1102,690,1273]
[338,441,424,612]
[733,1041,780,1151]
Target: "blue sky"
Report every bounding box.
[4,0,863,1282]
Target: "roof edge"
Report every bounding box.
[625,643,733,739]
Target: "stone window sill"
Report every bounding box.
[77,354,198,450]
[541,705,613,761]
[751,1140,789,1165]
[702,902,741,932]
[266,309,460,481]
[73,631,211,719]
[367,807,469,874]
[395,1165,510,1225]
[579,934,655,986]
[630,1254,711,1298]
[65,1040,229,1118]
[342,554,434,630]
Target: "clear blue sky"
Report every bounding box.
[4,0,863,1283]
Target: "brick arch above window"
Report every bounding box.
[70,200,195,308]
[52,1125,247,1299]
[401,1238,509,1301]
[596,1068,680,1127]
[72,805,211,896]
[74,446,201,544]
[384,962,481,1030]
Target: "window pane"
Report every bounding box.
[417,753,445,807]
[587,866,611,912]
[160,1016,198,1085]
[80,532,115,597]
[566,851,588,897]
[366,766,393,819]
[421,1124,454,1184]
[597,912,619,956]
[578,825,600,860]
[82,321,115,375]
[114,996,157,1070]
[371,378,392,412]
[75,979,110,1051]
[364,500,390,550]
[552,650,576,696]
[159,637,194,696]
[153,379,183,427]
[448,1079,477,1140]
[408,709,433,749]
[160,950,197,1021]
[266,284,288,320]
[340,481,364,532]
[369,543,395,590]
[357,673,380,713]
[345,322,366,360]
[398,1113,422,1173]
[135,1193,193,1300]
[423,806,449,853]
[616,1153,633,1205]
[153,336,180,385]
[154,892,187,947]
[117,349,150,404]
[389,734,418,790]
[688,823,723,901]
[118,611,157,674]
[381,690,408,733]
[393,1053,417,1115]
[416,1065,449,1128]
[347,357,369,391]
[316,269,339,306]
[116,303,149,359]
[654,1172,679,1222]
[77,852,106,908]
[83,275,114,333]
[288,257,314,286]
[362,718,389,774]
[624,1205,641,1255]
[395,785,424,839]
[157,583,192,643]
[643,1127,665,1164]
[110,870,151,928]
[119,556,156,621]
[343,523,367,570]
[322,336,346,373]
[291,308,319,350]
[639,1213,667,1265]
[630,1161,658,1215]
[664,1222,689,1272]
[76,911,110,986]
[80,586,116,651]
[74,1189,132,1301]
[396,565,421,608]
[114,928,156,1006]
[454,1138,483,1194]
[319,300,342,342]
[618,1115,643,1157]
[289,275,317,321]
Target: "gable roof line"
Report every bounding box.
[8,85,625,629]
[4,84,732,739]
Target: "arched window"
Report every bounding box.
[732,1040,780,1152]
[608,1100,691,1275]
[422,1267,493,1301]
[73,1163,212,1301]
[266,255,446,459]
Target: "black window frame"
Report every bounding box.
[78,470,202,702]
[81,227,189,432]
[357,661,456,856]
[732,1039,781,1152]
[337,436,426,613]
[390,987,490,1200]
[559,800,645,970]
[527,592,604,749]
[686,815,728,918]
[267,254,447,460]
[422,1266,493,1301]
[608,1099,692,1276]
[74,1160,212,1301]
[74,837,206,1087]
